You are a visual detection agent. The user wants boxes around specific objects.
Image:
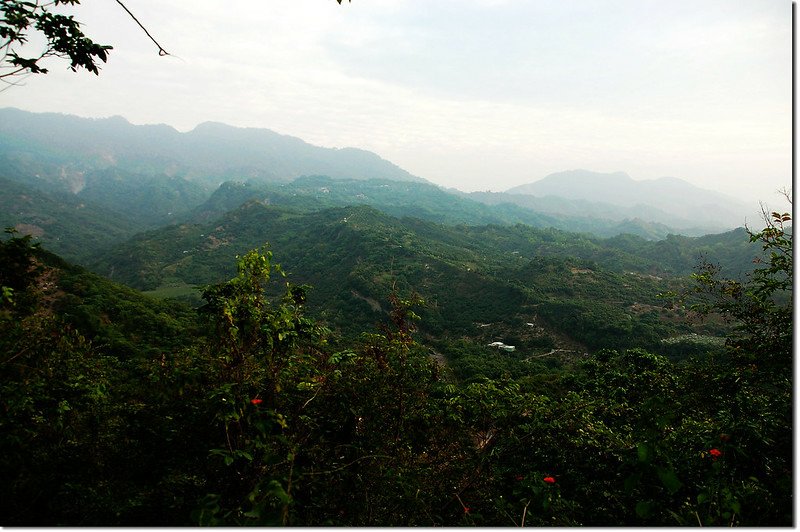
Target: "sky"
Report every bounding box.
[1,0,792,205]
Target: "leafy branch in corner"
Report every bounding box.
[0,0,167,87]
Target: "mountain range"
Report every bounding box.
[1,107,763,354]
[0,107,421,193]
[0,108,753,251]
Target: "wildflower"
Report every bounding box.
[709,448,723,460]
[543,476,556,484]
[463,506,470,514]
[251,398,263,405]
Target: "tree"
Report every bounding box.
[682,194,793,525]
[0,228,40,314]
[0,0,173,88]
[1,0,112,84]
[2,0,350,87]
[690,193,792,368]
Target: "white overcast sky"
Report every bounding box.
[1,0,792,204]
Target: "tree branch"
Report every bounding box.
[113,0,169,56]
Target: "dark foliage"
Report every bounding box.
[0,206,791,525]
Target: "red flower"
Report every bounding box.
[463,506,470,514]
[709,448,723,460]
[250,398,263,405]
[543,476,556,484]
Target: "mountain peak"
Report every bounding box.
[507,170,634,195]
[503,169,749,232]
[104,115,131,125]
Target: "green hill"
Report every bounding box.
[1,205,790,527]
[0,176,143,263]
[186,175,719,240]
[93,202,752,357]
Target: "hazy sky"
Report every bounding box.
[2,0,792,204]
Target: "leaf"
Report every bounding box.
[637,442,651,463]
[656,467,682,494]
[635,501,652,518]
[209,448,237,466]
[263,479,291,505]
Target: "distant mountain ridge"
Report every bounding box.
[504,169,751,232]
[0,109,756,255]
[185,176,703,241]
[0,107,423,190]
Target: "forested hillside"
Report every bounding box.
[0,176,143,261]
[184,175,693,240]
[1,204,792,525]
[91,201,759,357]
[1,108,788,526]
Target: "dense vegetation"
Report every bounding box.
[91,201,752,355]
[0,202,791,526]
